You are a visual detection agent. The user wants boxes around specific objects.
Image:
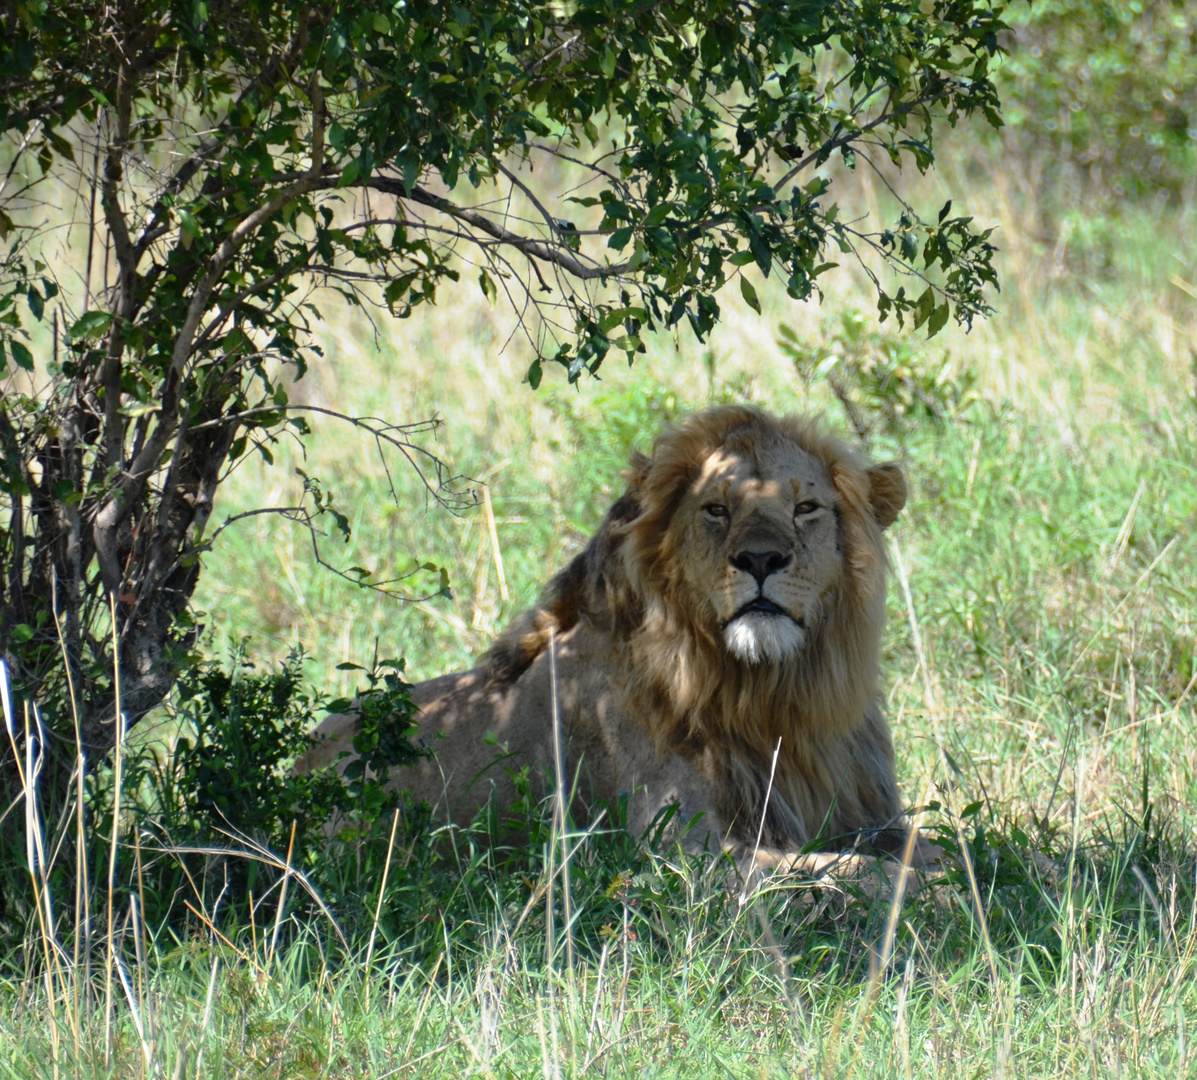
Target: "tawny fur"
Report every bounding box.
[301,406,919,863]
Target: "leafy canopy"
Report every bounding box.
[2,1,1008,384]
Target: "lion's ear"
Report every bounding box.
[867,461,907,529]
[624,449,651,490]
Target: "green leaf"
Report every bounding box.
[739,276,761,314]
[608,226,634,251]
[120,401,159,418]
[177,207,200,239]
[912,286,935,329]
[478,269,498,305]
[402,156,420,196]
[68,311,113,342]
[53,479,79,503]
[642,203,671,228]
[927,301,950,337]
[9,340,33,370]
[598,306,645,333]
[384,274,416,310]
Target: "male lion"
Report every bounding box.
[304,405,929,872]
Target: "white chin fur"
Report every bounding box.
[723,614,805,665]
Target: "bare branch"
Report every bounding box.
[363,178,632,282]
[189,404,476,513]
[203,504,454,601]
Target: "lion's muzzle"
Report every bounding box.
[723,591,807,664]
[728,596,791,621]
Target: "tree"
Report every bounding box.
[0,0,1007,815]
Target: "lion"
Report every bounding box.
[302,405,932,875]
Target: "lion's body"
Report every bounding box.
[303,406,917,862]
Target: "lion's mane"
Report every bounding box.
[483,405,905,850]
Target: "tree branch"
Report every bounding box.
[192,404,475,512]
[93,37,138,591]
[132,11,316,261]
[92,171,325,590]
[774,89,941,192]
[364,178,633,282]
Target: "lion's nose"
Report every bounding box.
[729,549,792,587]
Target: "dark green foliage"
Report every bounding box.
[66,647,426,930]
[169,648,424,842]
[998,1,1197,203]
[327,656,430,790]
[171,649,348,849]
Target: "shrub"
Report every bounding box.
[997,1,1197,203]
[778,310,979,444]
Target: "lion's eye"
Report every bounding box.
[704,503,728,519]
[794,501,819,517]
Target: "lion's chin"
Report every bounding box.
[723,614,805,665]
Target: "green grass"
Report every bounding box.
[3,841,1195,1077]
[3,138,1197,1076]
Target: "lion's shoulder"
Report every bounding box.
[482,490,641,687]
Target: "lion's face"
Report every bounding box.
[670,435,844,665]
[486,405,905,728]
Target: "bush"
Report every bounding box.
[778,310,979,444]
[79,646,429,925]
[997,1,1197,204]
